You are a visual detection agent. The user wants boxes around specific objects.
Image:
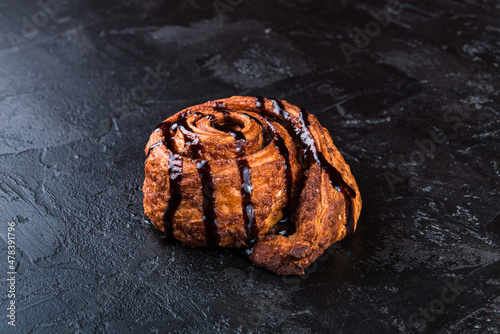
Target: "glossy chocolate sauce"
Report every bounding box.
[162,153,183,239]
[271,128,293,214]
[176,112,221,246]
[155,97,356,249]
[223,121,257,239]
[237,158,257,239]
[213,101,227,110]
[197,160,220,246]
[255,96,264,109]
[295,106,356,236]
[146,121,171,157]
[174,117,203,159]
[255,97,293,216]
[211,103,258,239]
[211,116,244,142]
[147,141,162,157]
[256,97,357,237]
[155,112,218,245]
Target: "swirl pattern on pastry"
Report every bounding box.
[143,96,362,275]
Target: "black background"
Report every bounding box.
[0,0,499,333]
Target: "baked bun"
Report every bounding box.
[143,96,361,275]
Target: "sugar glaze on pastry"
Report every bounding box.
[143,96,362,275]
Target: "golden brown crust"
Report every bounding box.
[143,96,362,275]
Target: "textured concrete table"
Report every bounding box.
[0,0,499,333]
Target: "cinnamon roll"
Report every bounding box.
[143,96,361,275]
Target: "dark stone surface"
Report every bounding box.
[0,0,499,333]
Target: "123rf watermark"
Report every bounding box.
[6,221,17,327]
